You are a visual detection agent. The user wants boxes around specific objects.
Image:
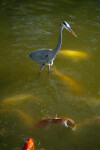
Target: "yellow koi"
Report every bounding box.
[59,50,88,61]
[0,108,34,127]
[53,67,81,94]
[1,94,40,105]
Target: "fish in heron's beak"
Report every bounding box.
[68,27,77,37]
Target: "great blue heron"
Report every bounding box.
[29,21,77,72]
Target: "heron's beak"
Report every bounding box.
[68,27,77,37]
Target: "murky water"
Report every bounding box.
[0,0,100,149]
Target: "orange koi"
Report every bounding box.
[23,138,35,150]
[35,116,76,129]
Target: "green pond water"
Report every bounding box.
[0,0,100,149]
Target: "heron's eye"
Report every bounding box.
[63,21,66,26]
[45,54,48,57]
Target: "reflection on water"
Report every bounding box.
[0,0,100,149]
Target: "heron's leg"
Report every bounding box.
[47,65,50,75]
[47,65,50,71]
[40,64,44,72]
[37,65,44,78]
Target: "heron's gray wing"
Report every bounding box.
[29,49,52,65]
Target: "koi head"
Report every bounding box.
[27,138,34,142]
[67,119,76,128]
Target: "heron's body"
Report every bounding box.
[29,21,77,72]
[29,49,53,66]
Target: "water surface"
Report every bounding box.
[0,0,100,150]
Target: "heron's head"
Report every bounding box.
[62,21,77,37]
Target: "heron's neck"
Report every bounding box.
[52,24,63,57]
